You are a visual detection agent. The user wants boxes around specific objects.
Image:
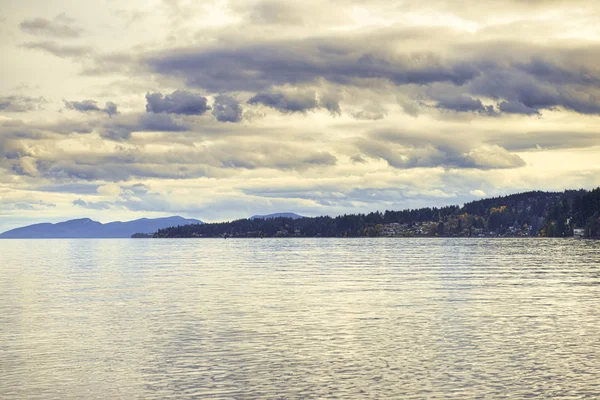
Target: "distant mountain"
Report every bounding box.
[0,216,203,239]
[250,213,305,220]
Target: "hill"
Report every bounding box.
[0,216,203,239]
[154,188,600,238]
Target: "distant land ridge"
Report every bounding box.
[250,213,304,220]
[0,216,203,239]
[154,188,600,239]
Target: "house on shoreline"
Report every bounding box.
[574,228,586,238]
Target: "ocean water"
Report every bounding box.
[1,238,599,399]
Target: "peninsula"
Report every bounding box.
[154,188,600,239]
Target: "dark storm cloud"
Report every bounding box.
[433,94,497,115]
[145,90,210,115]
[20,14,83,38]
[145,33,600,117]
[248,91,319,113]
[212,95,243,122]
[247,90,342,115]
[0,96,47,113]
[514,58,600,87]
[466,67,600,116]
[64,99,119,116]
[146,38,479,93]
[498,101,540,115]
[22,41,93,59]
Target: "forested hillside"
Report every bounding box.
[154,188,600,238]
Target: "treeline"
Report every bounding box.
[154,188,600,238]
[541,187,600,237]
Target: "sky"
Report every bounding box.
[1,0,600,231]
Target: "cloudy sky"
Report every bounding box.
[1,0,600,231]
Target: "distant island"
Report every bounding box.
[155,188,600,239]
[0,216,203,239]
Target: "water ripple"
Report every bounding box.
[1,238,599,399]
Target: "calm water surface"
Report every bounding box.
[1,238,600,399]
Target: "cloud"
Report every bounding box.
[351,110,386,120]
[104,102,119,117]
[318,92,342,116]
[515,57,600,87]
[144,31,600,117]
[5,0,600,228]
[350,154,367,164]
[80,52,136,76]
[247,89,342,115]
[0,199,56,211]
[13,156,40,177]
[433,94,497,115]
[240,183,461,210]
[37,143,334,181]
[101,113,189,140]
[486,131,600,151]
[470,189,487,197]
[64,100,100,113]
[145,90,210,115]
[357,131,526,170]
[466,62,600,115]
[22,41,93,59]
[0,115,337,182]
[248,90,319,113]
[498,101,540,115]
[245,1,306,25]
[72,198,113,210]
[0,96,47,113]
[139,113,189,131]
[20,13,83,38]
[146,35,479,93]
[64,100,119,116]
[100,125,133,141]
[122,183,150,195]
[33,183,101,195]
[351,102,388,120]
[96,183,122,197]
[464,145,526,169]
[212,95,243,122]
